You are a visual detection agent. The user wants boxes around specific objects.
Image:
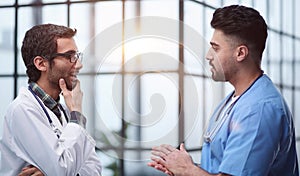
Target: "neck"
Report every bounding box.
[230,70,263,97]
[36,80,61,100]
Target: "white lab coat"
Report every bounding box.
[0,87,102,176]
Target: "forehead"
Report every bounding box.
[210,29,233,47]
[56,38,77,53]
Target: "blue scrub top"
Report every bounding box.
[201,75,299,176]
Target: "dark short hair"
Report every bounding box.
[211,5,268,61]
[21,24,77,83]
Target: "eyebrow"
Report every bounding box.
[210,42,219,47]
[64,49,77,53]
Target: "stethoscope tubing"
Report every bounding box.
[204,73,264,143]
[28,86,67,138]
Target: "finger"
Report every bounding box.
[166,170,174,176]
[148,161,163,169]
[59,78,67,92]
[74,80,83,95]
[21,166,31,171]
[153,145,174,156]
[161,144,176,152]
[75,79,81,88]
[148,161,164,171]
[18,167,36,176]
[31,171,43,176]
[153,163,168,173]
[152,146,165,155]
[28,167,43,176]
[18,172,25,176]
[152,150,173,161]
[149,159,174,175]
[153,144,173,151]
[151,150,167,158]
[147,161,156,167]
[151,156,166,166]
[180,143,186,151]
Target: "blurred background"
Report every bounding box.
[0,0,299,175]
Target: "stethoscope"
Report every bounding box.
[28,86,68,138]
[203,73,264,143]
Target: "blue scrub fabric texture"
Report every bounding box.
[201,74,299,176]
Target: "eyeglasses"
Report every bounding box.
[50,50,83,63]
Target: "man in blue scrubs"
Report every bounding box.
[148,5,299,176]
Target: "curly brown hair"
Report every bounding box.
[21,24,77,83]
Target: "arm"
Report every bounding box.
[216,102,284,175]
[59,79,102,175]
[148,143,230,176]
[25,132,101,176]
[10,107,100,175]
[8,80,101,175]
[78,151,102,176]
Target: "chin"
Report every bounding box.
[66,85,73,91]
[70,81,78,90]
[65,81,74,91]
[65,77,78,90]
[212,74,226,82]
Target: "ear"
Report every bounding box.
[33,56,48,72]
[236,45,248,62]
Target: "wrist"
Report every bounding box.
[175,163,197,176]
[70,107,82,113]
[70,111,86,128]
[183,164,201,176]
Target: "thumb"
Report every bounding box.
[59,78,67,92]
[180,143,186,151]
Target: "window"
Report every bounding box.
[0,0,299,175]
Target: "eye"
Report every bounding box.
[212,45,218,51]
[66,50,76,56]
[63,51,76,59]
[210,43,219,52]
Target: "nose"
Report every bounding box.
[206,47,213,61]
[75,59,83,70]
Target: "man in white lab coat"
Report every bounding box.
[0,24,102,175]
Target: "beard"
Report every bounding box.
[48,69,77,91]
[210,68,226,82]
[63,77,77,91]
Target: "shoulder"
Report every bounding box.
[5,87,44,123]
[239,75,287,109]
[234,96,290,121]
[7,87,36,111]
[232,75,291,120]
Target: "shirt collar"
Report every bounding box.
[29,82,60,111]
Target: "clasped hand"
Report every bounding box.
[148,143,194,176]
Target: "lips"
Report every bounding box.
[209,61,215,69]
[70,70,79,77]
[70,71,79,82]
[208,62,216,74]
[70,74,76,78]
[70,73,77,77]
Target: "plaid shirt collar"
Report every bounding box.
[29,82,60,111]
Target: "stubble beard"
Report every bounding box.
[211,70,226,82]
[64,77,76,91]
